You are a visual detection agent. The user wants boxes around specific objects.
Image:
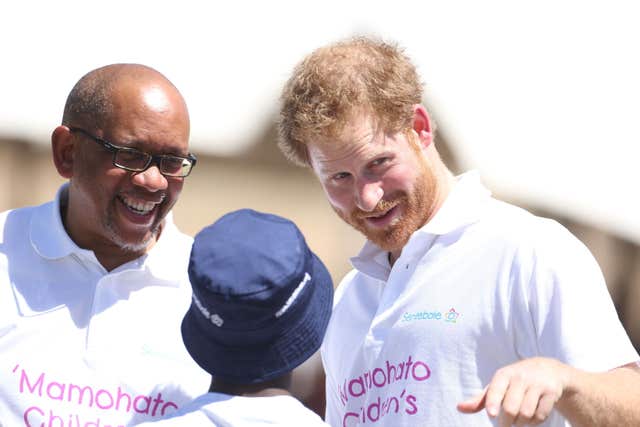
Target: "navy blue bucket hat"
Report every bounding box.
[182,209,334,384]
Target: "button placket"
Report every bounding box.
[367,234,438,342]
[85,269,130,355]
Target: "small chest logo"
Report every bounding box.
[444,308,460,323]
[401,307,462,324]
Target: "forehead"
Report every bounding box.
[104,80,190,152]
[307,113,387,171]
[110,78,186,118]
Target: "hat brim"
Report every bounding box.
[181,251,334,384]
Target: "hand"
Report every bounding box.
[457,357,570,426]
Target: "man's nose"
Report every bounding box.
[355,180,383,212]
[131,164,169,192]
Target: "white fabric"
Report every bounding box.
[321,171,639,427]
[0,184,209,426]
[136,392,329,426]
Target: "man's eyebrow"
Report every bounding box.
[316,162,342,177]
[119,138,189,156]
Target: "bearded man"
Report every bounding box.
[278,37,640,427]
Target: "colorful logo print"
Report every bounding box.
[401,307,461,324]
[444,308,460,323]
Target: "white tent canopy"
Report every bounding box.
[2,1,639,242]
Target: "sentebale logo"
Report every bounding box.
[401,308,462,324]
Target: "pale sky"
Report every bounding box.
[2,1,639,242]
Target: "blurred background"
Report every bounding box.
[1,1,638,351]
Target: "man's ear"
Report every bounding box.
[412,104,433,149]
[51,126,75,178]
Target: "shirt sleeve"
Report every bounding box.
[515,219,638,371]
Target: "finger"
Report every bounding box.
[513,386,541,426]
[457,388,487,414]
[533,392,559,425]
[498,376,526,427]
[485,372,511,419]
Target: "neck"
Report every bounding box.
[430,167,457,220]
[388,165,457,266]
[209,374,293,398]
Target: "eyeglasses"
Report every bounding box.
[69,127,197,177]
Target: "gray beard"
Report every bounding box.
[103,216,161,254]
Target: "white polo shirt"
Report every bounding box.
[0,185,209,426]
[321,171,639,427]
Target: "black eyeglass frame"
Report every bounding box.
[68,126,197,177]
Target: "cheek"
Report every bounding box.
[381,167,419,193]
[322,184,353,212]
[76,167,121,198]
[165,180,184,203]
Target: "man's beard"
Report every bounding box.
[106,223,160,253]
[335,157,437,253]
[103,207,162,254]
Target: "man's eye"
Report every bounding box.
[371,157,389,167]
[332,172,351,181]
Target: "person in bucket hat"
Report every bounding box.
[138,208,332,426]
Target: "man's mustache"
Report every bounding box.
[352,196,406,220]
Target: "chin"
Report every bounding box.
[106,224,159,254]
[117,238,154,254]
[362,224,413,253]
[369,236,409,253]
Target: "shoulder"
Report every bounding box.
[474,198,586,256]
[450,198,598,288]
[479,200,604,296]
[0,204,41,246]
[0,204,37,226]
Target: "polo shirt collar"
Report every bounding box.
[30,183,83,260]
[350,171,491,279]
[29,184,186,286]
[416,170,491,236]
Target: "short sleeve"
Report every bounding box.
[518,220,638,371]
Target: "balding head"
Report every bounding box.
[62,64,189,132]
[52,63,193,270]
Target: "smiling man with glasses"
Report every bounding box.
[0,64,209,425]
